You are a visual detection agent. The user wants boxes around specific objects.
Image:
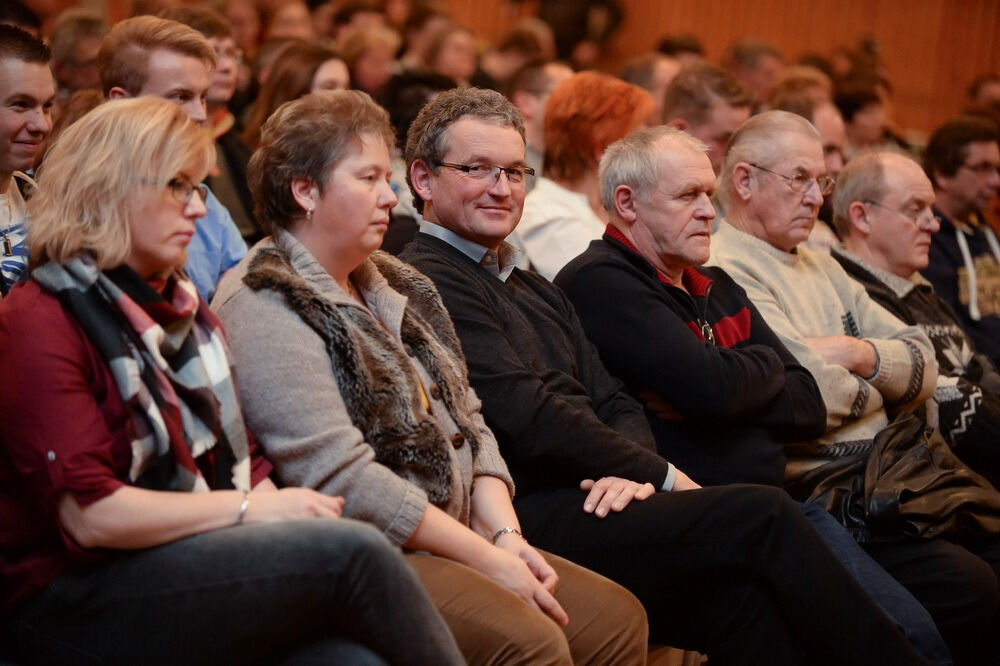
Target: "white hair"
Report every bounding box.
[600,125,708,212]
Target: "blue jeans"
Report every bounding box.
[799,502,953,665]
[6,519,463,665]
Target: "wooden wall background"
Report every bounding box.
[446,0,1000,138]
[36,0,1000,137]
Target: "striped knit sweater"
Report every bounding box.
[708,221,937,484]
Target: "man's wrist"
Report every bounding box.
[860,339,881,380]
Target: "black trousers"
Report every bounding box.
[865,536,1000,665]
[516,484,923,666]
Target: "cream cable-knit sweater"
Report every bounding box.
[709,221,937,466]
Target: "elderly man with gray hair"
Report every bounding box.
[830,150,1000,491]
[556,125,949,665]
[709,110,1000,665]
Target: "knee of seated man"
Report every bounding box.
[931,543,1000,621]
[719,483,802,523]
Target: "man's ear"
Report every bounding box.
[410,159,434,205]
[511,90,537,121]
[290,177,318,213]
[613,184,639,223]
[848,200,872,236]
[107,86,131,100]
[731,163,754,201]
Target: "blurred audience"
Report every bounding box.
[662,62,751,174]
[516,72,651,279]
[263,1,314,42]
[657,32,705,67]
[423,24,478,88]
[48,9,107,115]
[725,39,784,109]
[506,58,573,188]
[398,3,451,70]
[968,74,1000,111]
[835,77,888,158]
[341,24,401,97]
[243,41,348,148]
[620,53,682,125]
[480,19,556,88]
[0,0,41,38]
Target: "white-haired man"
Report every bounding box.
[710,110,999,666]
[556,125,949,662]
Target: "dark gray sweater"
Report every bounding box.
[400,233,671,496]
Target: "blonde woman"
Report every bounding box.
[0,96,461,666]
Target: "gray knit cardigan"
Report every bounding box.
[213,231,513,545]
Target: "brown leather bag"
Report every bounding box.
[799,413,1000,542]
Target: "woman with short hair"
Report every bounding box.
[213,89,649,665]
[0,96,462,666]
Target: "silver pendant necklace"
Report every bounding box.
[2,194,13,256]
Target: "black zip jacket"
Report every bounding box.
[555,232,826,487]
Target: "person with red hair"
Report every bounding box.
[514,71,652,279]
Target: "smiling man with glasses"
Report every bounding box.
[921,115,1000,366]
[710,110,1000,665]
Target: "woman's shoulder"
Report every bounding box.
[0,280,78,339]
[211,237,277,311]
[0,279,103,387]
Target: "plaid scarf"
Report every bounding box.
[33,255,251,492]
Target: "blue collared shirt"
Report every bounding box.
[185,187,248,302]
[417,219,523,283]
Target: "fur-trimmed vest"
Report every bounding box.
[243,247,483,505]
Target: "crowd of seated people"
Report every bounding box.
[1,0,999,664]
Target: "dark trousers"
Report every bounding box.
[865,536,1000,666]
[6,519,463,666]
[516,484,924,666]
[800,503,952,665]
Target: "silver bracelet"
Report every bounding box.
[490,526,524,544]
[236,490,251,525]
